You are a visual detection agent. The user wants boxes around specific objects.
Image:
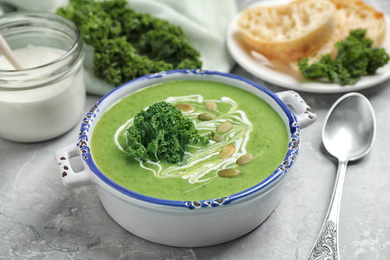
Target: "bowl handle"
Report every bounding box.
[55,143,92,187]
[276,90,317,129]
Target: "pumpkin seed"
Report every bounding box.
[212,133,223,142]
[217,122,232,133]
[208,133,223,142]
[218,168,242,178]
[236,153,253,166]
[205,100,217,112]
[198,113,216,121]
[219,144,236,159]
[175,104,194,112]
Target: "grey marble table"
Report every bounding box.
[1,1,390,259]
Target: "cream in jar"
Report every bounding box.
[0,12,85,142]
[0,45,66,69]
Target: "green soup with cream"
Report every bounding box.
[91,80,289,201]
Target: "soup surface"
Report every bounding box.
[91,80,289,201]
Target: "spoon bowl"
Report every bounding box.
[323,93,376,161]
[307,92,376,260]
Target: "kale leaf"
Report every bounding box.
[126,101,205,164]
[93,37,174,86]
[57,0,202,87]
[138,30,202,69]
[298,29,390,85]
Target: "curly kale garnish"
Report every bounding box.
[298,29,390,85]
[57,0,202,87]
[126,101,205,164]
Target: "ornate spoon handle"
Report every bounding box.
[307,160,348,260]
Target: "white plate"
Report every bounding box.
[227,0,390,93]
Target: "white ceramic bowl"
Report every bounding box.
[55,69,316,247]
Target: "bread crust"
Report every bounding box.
[237,0,337,62]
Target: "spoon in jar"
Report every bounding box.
[0,33,23,69]
[307,92,376,260]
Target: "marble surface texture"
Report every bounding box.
[1,0,390,259]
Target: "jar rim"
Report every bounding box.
[0,11,82,73]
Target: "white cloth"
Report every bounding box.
[9,0,237,95]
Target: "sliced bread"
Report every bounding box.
[237,0,337,62]
[334,0,385,47]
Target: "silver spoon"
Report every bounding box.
[307,92,376,260]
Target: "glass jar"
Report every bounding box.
[0,11,85,142]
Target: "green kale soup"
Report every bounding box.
[91,80,289,201]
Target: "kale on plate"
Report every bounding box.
[298,29,390,85]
